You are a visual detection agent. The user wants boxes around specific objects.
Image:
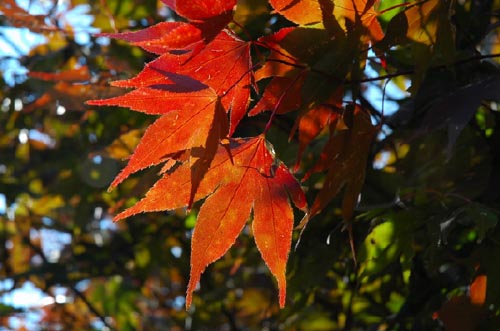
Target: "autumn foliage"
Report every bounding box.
[88,0,383,308]
[85,0,500,312]
[2,0,500,329]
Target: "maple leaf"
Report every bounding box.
[251,28,322,113]
[420,74,500,156]
[110,30,252,135]
[27,66,121,113]
[378,0,454,52]
[102,21,203,54]
[256,26,353,109]
[253,27,306,85]
[250,64,344,170]
[249,76,304,116]
[303,104,376,223]
[161,0,236,43]
[87,0,373,311]
[252,28,347,164]
[333,0,383,42]
[162,0,236,21]
[269,0,383,42]
[100,0,237,57]
[114,136,307,308]
[269,0,323,26]
[378,0,455,92]
[294,89,343,167]
[87,29,252,199]
[87,84,227,194]
[470,274,487,305]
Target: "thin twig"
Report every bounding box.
[347,52,500,84]
[25,233,116,330]
[72,285,116,331]
[264,50,500,85]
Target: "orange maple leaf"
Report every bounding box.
[114,136,307,308]
[88,86,227,189]
[269,0,383,42]
[269,0,323,25]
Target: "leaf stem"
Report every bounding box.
[253,39,304,65]
[264,58,307,70]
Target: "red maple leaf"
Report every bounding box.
[294,89,343,168]
[251,28,346,168]
[162,0,235,21]
[88,84,228,207]
[250,76,304,116]
[255,27,304,79]
[86,0,381,310]
[109,30,252,135]
[304,104,376,222]
[100,0,237,57]
[161,0,236,42]
[102,21,203,54]
[113,136,307,308]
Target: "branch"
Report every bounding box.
[25,234,116,331]
[348,52,500,85]
[72,286,116,331]
[264,49,500,88]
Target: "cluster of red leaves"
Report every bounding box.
[88,0,379,308]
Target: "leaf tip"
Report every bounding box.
[112,213,126,223]
[185,297,192,310]
[277,272,287,308]
[186,272,200,311]
[85,99,101,106]
[110,171,127,188]
[106,184,115,193]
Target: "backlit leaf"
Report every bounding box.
[109,30,252,135]
[88,87,226,188]
[102,22,203,54]
[269,0,323,26]
[305,104,376,222]
[294,89,343,167]
[162,0,236,21]
[470,274,487,305]
[114,137,307,308]
[161,0,236,42]
[334,0,384,42]
[249,76,304,116]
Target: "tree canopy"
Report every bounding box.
[1,0,500,330]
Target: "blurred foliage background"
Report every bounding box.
[0,0,500,330]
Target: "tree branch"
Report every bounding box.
[347,52,500,85]
[25,234,116,331]
[72,285,116,331]
[264,50,500,87]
